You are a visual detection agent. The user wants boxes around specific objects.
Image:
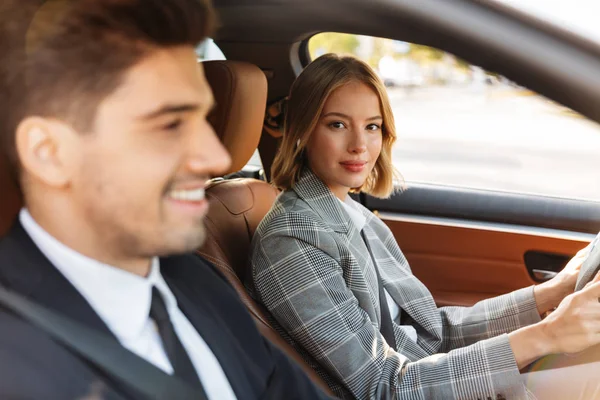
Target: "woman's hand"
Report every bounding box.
[510,271,600,369]
[539,271,600,354]
[533,244,592,315]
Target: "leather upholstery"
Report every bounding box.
[200,178,279,280]
[199,179,336,394]
[0,155,21,238]
[203,61,266,174]
[200,62,335,394]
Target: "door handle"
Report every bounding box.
[524,250,570,282]
[531,269,558,282]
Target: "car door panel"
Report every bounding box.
[364,185,600,307]
[382,214,593,306]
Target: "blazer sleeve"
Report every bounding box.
[252,212,529,400]
[437,287,542,351]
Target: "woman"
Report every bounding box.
[248,53,599,399]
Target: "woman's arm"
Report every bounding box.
[436,288,542,351]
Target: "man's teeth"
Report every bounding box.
[168,188,205,201]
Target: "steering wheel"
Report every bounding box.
[575,232,600,291]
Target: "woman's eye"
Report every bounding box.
[162,119,183,131]
[366,123,381,131]
[329,121,346,129]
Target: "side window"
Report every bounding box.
[197,39,264,177]
[196,38,226,61]
[309,33,600,201]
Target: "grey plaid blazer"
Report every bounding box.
[248,170,542,400]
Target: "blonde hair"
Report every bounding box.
[271,53,400,198]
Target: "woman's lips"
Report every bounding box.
[339,161,367,172]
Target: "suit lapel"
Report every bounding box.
[0,222,114,337]
[0,221,148,399]
[361,220,442,342]
[353,202,443,343]
[161,256,254,399]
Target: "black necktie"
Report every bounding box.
[361,231,398,350]
[149,286,203,388]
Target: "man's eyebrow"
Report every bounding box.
[138,103,200,120]
[322,111,383,121]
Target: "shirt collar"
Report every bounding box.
[336,196,367,232]
[19,208,178,341]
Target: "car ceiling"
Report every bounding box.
[211,0,600,125]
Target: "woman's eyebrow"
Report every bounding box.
[322,112,382,121]
[322,111,349,119]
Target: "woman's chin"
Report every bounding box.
[338,177,367,190]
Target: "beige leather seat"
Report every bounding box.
[201,60,333,395]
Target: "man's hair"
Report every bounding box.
[271,53,402,199]
[0,0,215,182]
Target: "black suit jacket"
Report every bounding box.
[0,222,331,400]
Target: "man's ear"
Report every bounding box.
[15,117,78,188]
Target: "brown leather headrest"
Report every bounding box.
[0,155,22,237]
[203,61,267,175]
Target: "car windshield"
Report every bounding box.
[493,0,600,44]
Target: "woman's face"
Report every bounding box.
[305,81,383,200]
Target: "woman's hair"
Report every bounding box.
[271,53,400,199]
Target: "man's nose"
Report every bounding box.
[185,121,232,178]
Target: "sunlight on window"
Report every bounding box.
[196,38,226,61]
[309,33,600,201]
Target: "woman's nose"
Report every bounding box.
[348,130,367,154]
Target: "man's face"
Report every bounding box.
[69,46,230,259]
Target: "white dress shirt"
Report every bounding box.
[337,197,418,343]
[20,209,237,400]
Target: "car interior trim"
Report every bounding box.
[378,212,597,243]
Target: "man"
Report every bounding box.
[0,0,331,398]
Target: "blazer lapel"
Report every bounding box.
[0,221,114,336]
[360,219,441,342]
[294,172,390,328]
[0,221,148,399]
[292,169,351,234]
[161,256,256,399]
[346,218,386,325]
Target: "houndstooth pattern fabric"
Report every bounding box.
[248,169,542,400]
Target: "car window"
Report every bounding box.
[196,38,226,61]
[196,40,264,174]
[309,33,600,202]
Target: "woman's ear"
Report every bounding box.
[16,117,77,188]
